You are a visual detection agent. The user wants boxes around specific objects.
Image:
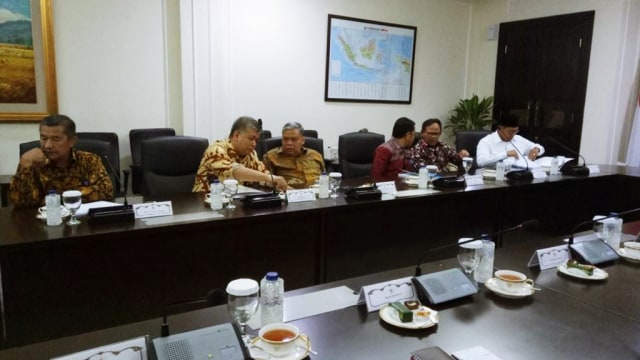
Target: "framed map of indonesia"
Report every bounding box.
[324,14,417,104]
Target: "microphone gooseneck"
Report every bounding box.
[506,141,533,180]
[545,136,589,175]
[413,219,539,276]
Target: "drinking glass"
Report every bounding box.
[223,179,239,209]
[62,190,82,225]
[457,238,481,275]
[328,172,342,198]
[426,165,438,188]
[226,278,259,344]
[462,157,473,174]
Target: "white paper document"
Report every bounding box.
[76,200,123,216]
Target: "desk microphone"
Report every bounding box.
[506,141,533,181]
[243,161,282,208]
[545,136,589,176]
[414,219,539,276]
[568,207,640,244]
[88,156,135,223]
[161,288,226,337]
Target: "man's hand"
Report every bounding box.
[506,149,519,159]
[19,148,47,168]
[272,175,289,192]
[528,147,540,160]
[458,149,470,158]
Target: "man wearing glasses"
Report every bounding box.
[476,115,544,168]
[406,118,470,173]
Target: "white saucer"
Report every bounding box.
[617,248,640,264]
[36,206,71,220]
[484,278,535,298]
[557,263,608,280]
[249,334,311,360]
[378,304,438,329]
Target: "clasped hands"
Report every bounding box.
[506,148,540,161]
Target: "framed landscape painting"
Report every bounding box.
[0,0,57,122]
[324,14,417,104]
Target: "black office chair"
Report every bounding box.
[19,138,119,198]
[303,130,318,138]
[262,137,324,158]
[140,136,209,197]
[338,132,385,179]
[129,128,176,194]
[255,130,272,161]
[76,132,121,196]
[455,130,491,158]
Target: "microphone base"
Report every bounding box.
[88,205,135,223]
[560,165,590,176]
[243,194,282,209]
[506,170,533,181]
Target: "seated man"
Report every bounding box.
[476,115,545,168]
[193,116,288,193]
[406,118,470,173]
[9,114,114,208]
[263,122,325,189]
[371,117,416,182]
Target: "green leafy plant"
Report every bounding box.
[445,94,494,136]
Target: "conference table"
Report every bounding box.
[0,165,639,350]
[1,226,639,359]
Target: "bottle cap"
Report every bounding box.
[47,189,57,194]
[266,271,279,281]
[226,278,259,296]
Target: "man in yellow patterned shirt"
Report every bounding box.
[192,116,288,193]
[263,122,325,189]
[9,115,113,208]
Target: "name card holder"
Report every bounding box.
[464,174,484,186]
[375,181,397,195]
[286,189,316,203]
[357,276,418,312]
[528,244,570,270]
[588,164,600,174]
[133,201,173,219]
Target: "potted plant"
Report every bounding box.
[444,94,494,136]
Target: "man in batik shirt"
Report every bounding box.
[263,122,325,189]
[192,116,288,193]
[9,114,113,208]
[406,118,470,173]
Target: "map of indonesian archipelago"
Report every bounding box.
[326,17,415,102]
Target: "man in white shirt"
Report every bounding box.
[476,115,544,168]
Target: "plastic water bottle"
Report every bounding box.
[260,271,284,326]
[496,161,505,181]
[210,180,224,210]
[474,239,495,284]
[550,157,560,175]
[45,190,62,226]
[418,167,428,189]
[606,213,623,250]
[318,173,329,199]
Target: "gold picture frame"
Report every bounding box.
[0,0,57,122]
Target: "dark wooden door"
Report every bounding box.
[493,11,594,155]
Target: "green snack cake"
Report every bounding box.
[389,301,413,322]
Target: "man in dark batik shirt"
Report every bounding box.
[9,114,113,208]
[406,118,470,173]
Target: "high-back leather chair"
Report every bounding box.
[338,132,385,179]
[129,128,176,194]
[262,137,324,159]
[303,130,319,138]
[140,136,209,197]
[455,130,491,158]
[255,129,272,161]
[19,137,120,198]
[76,132,121,196]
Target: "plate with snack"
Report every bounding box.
[557,259,608,280]
[379,300,438,329]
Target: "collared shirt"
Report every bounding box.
[371,138,408,182]
[263,147,325,189]
[406,139,462,172]
[192,139,267,193]
[476,131,545,168]
[9,149,114,208]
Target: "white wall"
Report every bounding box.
[0,0,637,176]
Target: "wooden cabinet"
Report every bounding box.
[493,11,594,155]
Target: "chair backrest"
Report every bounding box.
[129,128,176,194]
[303,129,318,138]
[255,129,273,161]
[455,130,491,158]
[76,132,121,196]
[262,137,324,159]
[141,136,209,197]
[338,132,385,179]
[19,138,118,198]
